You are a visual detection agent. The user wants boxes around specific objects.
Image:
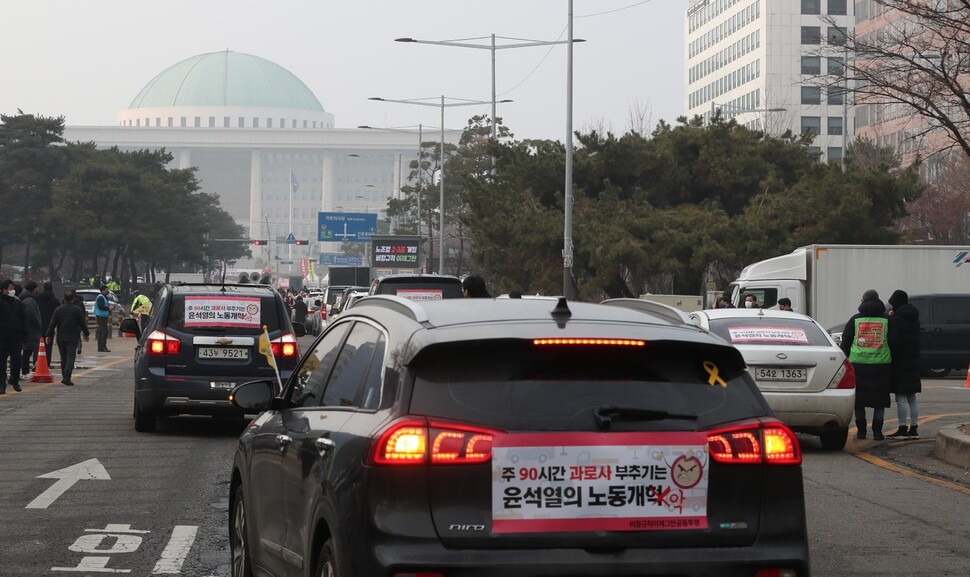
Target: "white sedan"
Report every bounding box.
[689,308,856,451]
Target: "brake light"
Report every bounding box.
[270,333,298,358]
[827,359,855,389]
[372,419,499,465]
[533,338,645,347]
[708,420,801,465]
[146,330,180,355]
[754,569,798,577]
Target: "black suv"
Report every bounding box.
[125,283,304,432]
[228,297,809,576]
[368,273,463,300]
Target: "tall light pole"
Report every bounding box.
[368,96,511,274]
[395,35,583,141]
[564,0,576,299]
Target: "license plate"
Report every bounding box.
[754,367,807,381]
[210,381,235,389]
[197,347,250,360]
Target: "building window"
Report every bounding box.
[828,86,845,105]
[801,26,822,44]
[180,117,187,127]
[208,116,216,128]
[828,117,844,135]
[253,117,259,128]
[801,56,821,75]
[828,147,843,162]
[801,0,820,14]
[801,86,822,104]
[238,117,245,128]
[194,117,201,128]
[801,116,821,137]
[155,117,161,127]
[223,116,230,128]
[827,57,845,75]
[829,0,847,15]
[167,117,173,127]
[828,26,847,46]
[268,118,273,128]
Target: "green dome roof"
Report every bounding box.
[129,51,324,112]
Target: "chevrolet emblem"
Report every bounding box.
[215,338,233,345]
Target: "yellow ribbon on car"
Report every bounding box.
[703,360,727,388]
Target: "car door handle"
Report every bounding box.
[315,437,335,455]
[276,434,292,453]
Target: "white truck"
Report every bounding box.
[730,244,970,332]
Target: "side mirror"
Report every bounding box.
[119,317,141,340]
[291,322,307,337]
[230,380,276,412]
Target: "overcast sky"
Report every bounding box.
[1,0,688,141]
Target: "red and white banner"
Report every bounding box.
[184,296,262,328]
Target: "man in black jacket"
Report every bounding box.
[887,289,922,439]
[19,280,43,377]
[0,279,27,393]
[36,282,59,364]
[46,290,90,386]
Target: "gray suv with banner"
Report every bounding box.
[227,296,810,576]
[124,283,303,432]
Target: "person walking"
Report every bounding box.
[19,280,43,377]
[93,284,111,352]
[46,289,90,386]
[130,290,153,333]
[0,279,27,393]
[292,295,308,325]
[887,289,922,439]
[841,289,893,440]
[462,275,491,298]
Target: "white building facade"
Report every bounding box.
[685,0,854,163]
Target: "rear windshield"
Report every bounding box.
[166,294,283,334]
[707,317,830,346]
[373,279,464,300]
[409,340,766,431]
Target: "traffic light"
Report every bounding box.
[252,239,268,246]
[294,239,309,246]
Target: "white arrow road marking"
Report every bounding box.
[152,526,198,574]
[26,458,111,509]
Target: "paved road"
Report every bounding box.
[0,335,967,576]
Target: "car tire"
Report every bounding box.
[133,400,156,433]
[922,367,951,378]
[316,537,339,577]
[230,487,254,577]
[819,428,848,451]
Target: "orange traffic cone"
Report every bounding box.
[964,364,970,389]
[31,338,54,383]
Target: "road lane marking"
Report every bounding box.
[152,526,198,574]
[27,459,111,509]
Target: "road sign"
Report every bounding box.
[318,253,364,266]
[279,259,295,265]
[286,233,296,245]
[318,212,378,243]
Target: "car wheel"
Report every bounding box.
[133,400,156,432]
[922,367,951,378]
[819,428,848,451]
[316,537,339,577]
[230,487,253,577]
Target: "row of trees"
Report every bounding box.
[0,112,247,288]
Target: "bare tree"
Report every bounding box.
[626,98,654,137]
[832,1,970,159]
[898,154,970,242]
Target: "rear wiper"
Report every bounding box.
[593,406,698,431]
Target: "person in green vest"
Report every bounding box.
[840,289,893,441]
[107,279,120,293]
[130,290,153,333]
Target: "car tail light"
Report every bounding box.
[146,330,180,355]
[754,569,799,577]
[707,419,801,465]
[827,359,855,389]
[270,333,298,358]
[533,338,645,347]
[371,418,499,466]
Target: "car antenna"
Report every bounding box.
[551,297,571,328]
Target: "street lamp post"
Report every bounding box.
[395,35,583,141]
[368,96,511,274]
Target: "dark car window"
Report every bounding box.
[360,335,386,410]
[409,340,764,431]
[707,317,830,346]
[936,297,970,324]
[322,323,383,408]
[289,322,351,408]
[165,294,283,335]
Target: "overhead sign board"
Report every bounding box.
[371,235,421,270]
[318,253,364,266]
[318,212,378,243]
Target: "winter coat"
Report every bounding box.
[0,293,27,344]
[841,298,892,408]
[889,302,922,395]
[36,290,59,332]
[47,302,90,343]
[20,291,43,343]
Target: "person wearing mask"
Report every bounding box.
[743,294,760,308]
[19,280,43,377]
[841,289,892,440]
[462,275,491,298]
[93,284,111,352]
[46,290,90,386]
[887,289,922,439]
[0,279,26,393]
[778,297,793,311]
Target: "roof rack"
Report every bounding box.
[600,298,691,326]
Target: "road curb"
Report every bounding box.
[934,424,970,469]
